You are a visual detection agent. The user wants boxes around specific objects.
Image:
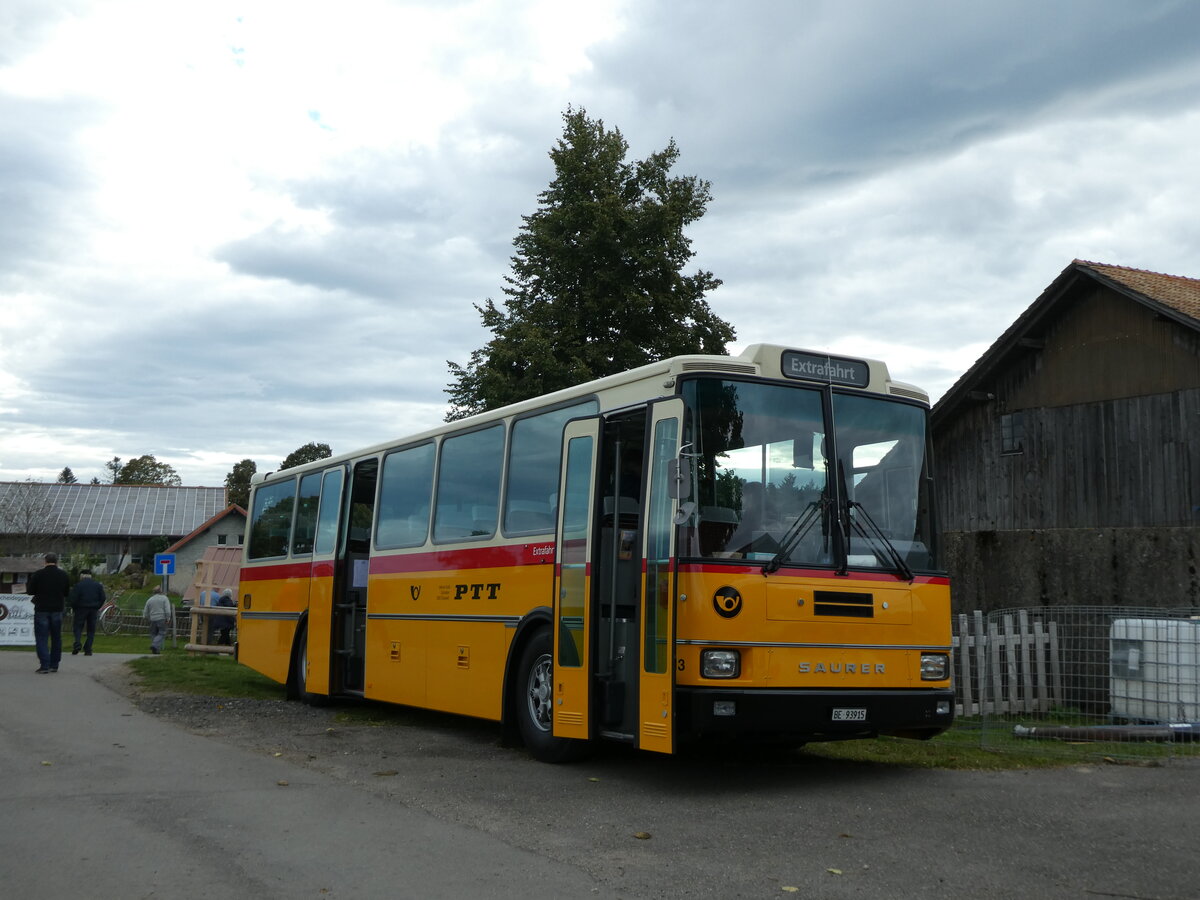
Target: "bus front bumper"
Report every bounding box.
[677,686,956,741]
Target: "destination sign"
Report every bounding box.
[780,351,871,388]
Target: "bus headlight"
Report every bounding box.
[701,649,740,678]
[920,653,949,681]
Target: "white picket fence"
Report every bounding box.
[953,609,1064,717]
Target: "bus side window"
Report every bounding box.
[291,472,322,556]
[377,444,435,549]
[434,425,504,543]
[247,477,297,560]
[314,468,345,556]
[503,400,598,536]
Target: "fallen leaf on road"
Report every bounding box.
[41,760,53,766]
[633,832,651,840]
[374,770,399,777]
[277,780,289,786]
[826,868,843,876]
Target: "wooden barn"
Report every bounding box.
[931,260,1200,613]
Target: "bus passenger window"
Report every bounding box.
[247,478,296,560]
[434,425,504,542]
[504,400,598,535]
[377,444,435,549]
[291,472,322,556]
[314,468,344,555]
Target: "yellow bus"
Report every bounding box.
[237,344,953,761]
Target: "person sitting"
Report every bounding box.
[211,588,237,645]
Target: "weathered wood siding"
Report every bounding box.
[935,285,1200,532]
[938,388,1200,531]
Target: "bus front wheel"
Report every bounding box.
[515,629,588,763]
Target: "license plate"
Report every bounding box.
[832,707,867,722]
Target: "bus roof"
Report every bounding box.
[251,344,927,484]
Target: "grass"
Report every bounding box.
[127,650,286,699]
[802,725,1083,770]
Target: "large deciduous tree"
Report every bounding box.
[115,455,182,486]
[224,459,257,509]
[445,107,733,420]
[280,442,332,471]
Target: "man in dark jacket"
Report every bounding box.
[27,553,70,673]
[68,569,107,656]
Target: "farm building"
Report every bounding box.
[931,260,1200,613]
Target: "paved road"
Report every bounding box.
[0,650,614,899]
[2,649,1196,899]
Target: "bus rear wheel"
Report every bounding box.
[515,629,588,763]
[287,622,326,706]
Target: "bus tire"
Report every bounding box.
[515,629,588,763]
[287,622,326,706]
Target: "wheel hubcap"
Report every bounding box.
[526,652,552,732]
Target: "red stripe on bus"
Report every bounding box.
[370,543,557,575]
[240,561,316,581]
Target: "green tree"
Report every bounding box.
[224,458,257,508]
[445,107,733,420]
[57,467,77,484]
[280,442,332,471]
[104,456,123,483]
[146,535,172,560]
[115,455,182,486]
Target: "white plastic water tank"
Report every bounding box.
[1110,618,1200,723]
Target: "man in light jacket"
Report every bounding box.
[143,586,173,655]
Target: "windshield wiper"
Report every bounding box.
[762,499,825,575]
[847,501,914,582]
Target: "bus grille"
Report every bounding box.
[813,591,874,618]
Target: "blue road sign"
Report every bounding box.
[154,553,176,576]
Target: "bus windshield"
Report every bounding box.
[681,378,938,574]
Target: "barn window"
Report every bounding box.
[1000,412,1024,454]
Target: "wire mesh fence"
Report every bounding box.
[953,606,1200,763]
[62,605,203,642]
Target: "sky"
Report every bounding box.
[3,0,1199,488]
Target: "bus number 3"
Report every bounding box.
[677,659,685,671]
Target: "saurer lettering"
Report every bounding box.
[799,662,886,674]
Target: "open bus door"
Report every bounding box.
[551,418,600,741]
[331,458,376,695]
[639,398,685,754]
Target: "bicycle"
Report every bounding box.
[98,602,124,636]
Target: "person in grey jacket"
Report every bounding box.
[69,569,106,656]
[143,587,173,655]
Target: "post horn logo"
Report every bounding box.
[713,586,742,618]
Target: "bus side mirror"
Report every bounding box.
[667,458,692,500]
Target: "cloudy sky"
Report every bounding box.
[3,0,1198,488]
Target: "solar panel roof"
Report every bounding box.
[0,483,227,538]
